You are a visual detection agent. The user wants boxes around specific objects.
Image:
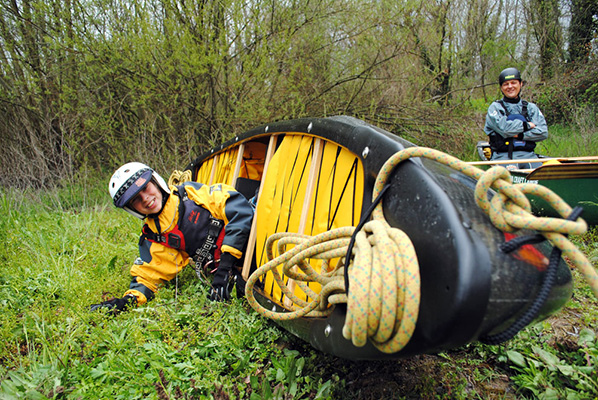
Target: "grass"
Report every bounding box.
[1,133,597,399]
[0,185,341,399]
[527,103,598,158]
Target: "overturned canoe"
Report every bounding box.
[185,116,576,360]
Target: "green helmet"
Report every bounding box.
[499,68,521,85]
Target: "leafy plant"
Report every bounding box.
[505,329,598,399]
[249,349,333,400]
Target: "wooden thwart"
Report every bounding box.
[208,155,219,185]
[231,143,245,188]
[242,136,278,280]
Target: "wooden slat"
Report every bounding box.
[208,155,218,185]
[284,138,323,308]
[298,139,323,233]
[231,143,245,188]
[242,135,278,280]
[527,163,598,180]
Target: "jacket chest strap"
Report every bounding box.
[193,218,224,268]
[140,225,182,249]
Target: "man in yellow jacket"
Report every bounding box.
[91,162,254,314]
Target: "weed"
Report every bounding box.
[0,183,340,399]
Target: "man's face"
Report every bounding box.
[129,181,163,215]
[501,79,522,99]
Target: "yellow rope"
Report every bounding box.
[244,147,598,354]
[168,169,193,187]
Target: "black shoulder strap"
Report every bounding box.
[498,99,529,120]
[175,184,188,219]
[497,100,509,116]
[176,184,189,200]
[521,100,529,119]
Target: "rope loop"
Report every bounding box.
[246,228,354,321]
[342,219,420,352]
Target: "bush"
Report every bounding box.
[531,63,598,125]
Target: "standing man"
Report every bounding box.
[484,67,548,166]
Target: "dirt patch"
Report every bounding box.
[328,353,516,400]
[545,307,588,351]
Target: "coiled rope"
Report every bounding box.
[168,169,193,186]
[244,147,422,353]
[244,147,598,353]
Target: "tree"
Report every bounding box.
[460,0,506,100]
[525,0,564,80]
[0,0,592,188]
[569,0,598,63]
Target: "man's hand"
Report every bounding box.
[209,284,230,301]
[90,294,137,315]
[208,253,236,302]
[482,147,492,160]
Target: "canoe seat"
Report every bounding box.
[235,177,261,201]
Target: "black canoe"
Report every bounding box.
[186,116,573,360]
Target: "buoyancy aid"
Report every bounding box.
[140,184,225,271]
[488,99,536,158]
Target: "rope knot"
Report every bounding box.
[474,166,532,232]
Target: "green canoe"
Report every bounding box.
[474,141,598,226]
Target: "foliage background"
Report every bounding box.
[1,0,597,188]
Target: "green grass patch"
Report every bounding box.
[0,185,338,399]
[539,121,598,157]
[1,168,597,399]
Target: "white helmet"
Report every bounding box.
[108,162,170,219]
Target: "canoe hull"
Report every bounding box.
[188,117,573,359]
[511,167,598,225]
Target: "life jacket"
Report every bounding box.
[139,184,225,269]
[489,100,536,158]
